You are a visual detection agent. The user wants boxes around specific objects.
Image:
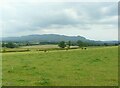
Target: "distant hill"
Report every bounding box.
[2,34,90,42]
[1,34,119,45]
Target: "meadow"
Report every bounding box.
[2,46,118,86]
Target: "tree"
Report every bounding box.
[6,42,17,48]
[104,43,108,46]
[77,40,84,47]
[2,42,6,47]
[115,43,118,46]
[67,41,71,48]
[26,42,30,46]
[58,41,66,48]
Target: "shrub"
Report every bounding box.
[58,41,66,48]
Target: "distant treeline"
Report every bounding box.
[1,40,119,48]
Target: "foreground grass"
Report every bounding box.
[2,46,118,86]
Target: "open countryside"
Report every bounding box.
[1,1,119,86]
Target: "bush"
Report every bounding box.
[6,42,18,48]
[77,40,88,47]
[58,41,66,48]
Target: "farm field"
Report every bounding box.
[2,46,118,86]
[21,45,59,49]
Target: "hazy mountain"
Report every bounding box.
[2,34,90,42]
[1,34,119,44]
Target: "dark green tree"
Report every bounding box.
[67,41,71,48]
[26,42,30,46]
[58,41,66,48]
[115,43,118,46]
[2,42,6,47]
[77,40,84,47]
[104,43,108,46]
[6,42,17,48]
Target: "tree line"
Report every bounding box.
[58,40,88,48]
[1,40,119,48]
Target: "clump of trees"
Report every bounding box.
[58,41,66,48]
[2,42,18,48]
[58,40,88,49]
[77,40,87,47]
[67,41,71,48]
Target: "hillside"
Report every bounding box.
[1,34,119,45]
[2,34,90,42]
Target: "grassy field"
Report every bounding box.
[2,46,118,86]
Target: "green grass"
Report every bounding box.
[2,46,118,86]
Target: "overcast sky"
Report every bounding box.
[0,0,118,41]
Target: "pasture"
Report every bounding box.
[2,46,118,86]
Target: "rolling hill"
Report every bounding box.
[2,34,90,42]
[1,34,119,45]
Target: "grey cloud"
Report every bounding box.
[1,2,118,38]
